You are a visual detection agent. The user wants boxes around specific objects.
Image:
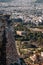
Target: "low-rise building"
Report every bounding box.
[16,31,27,36]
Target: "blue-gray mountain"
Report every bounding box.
[0,0,36,2]
[35,0,43,3]
[0,0,12,2]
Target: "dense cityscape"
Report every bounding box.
[0,0,43,65]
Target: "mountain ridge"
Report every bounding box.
[35,0,43,3]
[0,0,12,2]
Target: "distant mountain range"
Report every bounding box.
[0,0,43,3]
[0,0,36,2]
[0,0,12,2]
[35,0,43,3]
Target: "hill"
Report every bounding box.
[35,0,43,3]
[0,0,11,2]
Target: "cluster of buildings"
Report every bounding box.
[19,48,43,65]
[9,9,43,27]
[29,51,43,64]
[0,4,43,64]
